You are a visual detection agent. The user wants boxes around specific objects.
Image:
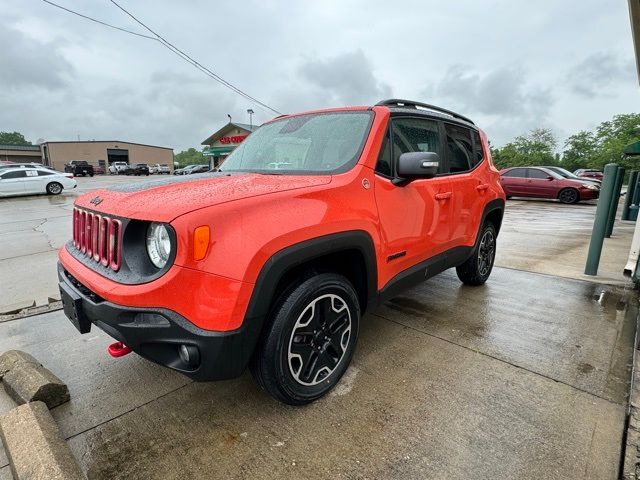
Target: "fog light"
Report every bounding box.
[179,344,200,368]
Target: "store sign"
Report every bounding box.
[219,135,248,145]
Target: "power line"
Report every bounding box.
[42,0,157,40]
[108,0,282,115]
[41,0,283,115]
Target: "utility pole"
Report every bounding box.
[247,109,254,129]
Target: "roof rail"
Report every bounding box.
[375,99,475,125]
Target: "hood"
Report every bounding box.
[75,172,331,222]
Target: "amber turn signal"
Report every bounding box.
[193,226,210,261]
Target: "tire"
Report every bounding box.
[46,182,63,195]
[89,173,94,177]
[558,188,579,204]
[456,223,497,286]
[250,273,360,405]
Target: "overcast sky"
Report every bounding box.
[2,0,639,151]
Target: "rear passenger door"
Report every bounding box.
[0,170,27,195]
[443,123,487,246]
[500,168,528,195]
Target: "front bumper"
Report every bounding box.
[58,263,254,381]
[580,189,600,200]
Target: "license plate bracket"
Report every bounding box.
[59,282,91,334]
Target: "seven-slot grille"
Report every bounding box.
[72,207,122,271]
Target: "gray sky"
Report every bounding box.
[2,0,638,151]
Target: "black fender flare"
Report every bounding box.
[235,230,377,371]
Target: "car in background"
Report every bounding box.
[149,163,171,174]
[0,163,56,171]
[174,164,205,175]
[109,161,129,174]
[544,166,601,185]
[94,166,106,175]
[0,167,76,197]
[184,164,210,175]
[500,166,600,204]
[574,169,604,180]
[64,161,94,177]
[123,163,150,176]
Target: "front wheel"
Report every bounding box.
[250,273,360,405]
[456,223,497,286]
[558,188,579,204]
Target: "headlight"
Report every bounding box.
[146,223,172,268]
[583,184,599,190]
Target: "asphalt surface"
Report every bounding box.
[0,179,637,479]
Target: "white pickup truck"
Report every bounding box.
[108,162,129,175]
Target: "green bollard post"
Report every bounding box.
[622,170,638,221]
[585,163,619,275]
[633,177,640,206]
[605,166,625,237]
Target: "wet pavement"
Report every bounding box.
[0,189,638,479]
[0,266,635,479]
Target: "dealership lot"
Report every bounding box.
[0,179,637,479]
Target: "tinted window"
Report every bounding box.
[37,170,54,176]
[528,168,549,179]
[472,130,484,167]
[1,171,27,179]
[391,118,442,172]
[502,168,526,178]
[445,124,474,173]
[375,128,392,177]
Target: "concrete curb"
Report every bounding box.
[0,401,85,480]
[0,351,69,409]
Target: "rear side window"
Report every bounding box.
[502,168,526,178]
[444,124,474,173]
[527,169,549,179]
[1,171,27,179]
[37,170,54,176]
[391,118,442,172]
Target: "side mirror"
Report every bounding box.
[547,176,554,181]
[394,152,440,185]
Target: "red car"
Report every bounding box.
[574,169,604,180]
[500,166,600,203]
[58,99,505,404]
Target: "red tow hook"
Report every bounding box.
[108,341,132,358]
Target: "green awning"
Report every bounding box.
[624,141,640,156]
[203,146,234,156]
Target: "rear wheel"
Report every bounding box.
[456,223,497,286]
[46,182,63,195]
[558,188,579,204]
[250,273,360,405]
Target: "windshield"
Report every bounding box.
[220,111,373,174]
[549,167,580,179]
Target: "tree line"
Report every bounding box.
[491,113,640,173]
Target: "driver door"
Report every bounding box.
[374,117,452,287]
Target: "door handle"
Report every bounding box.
[476,184,489,191]
[435,192,452,200]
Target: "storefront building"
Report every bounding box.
[201,123,257,168]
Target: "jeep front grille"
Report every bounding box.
[72,207,122,271]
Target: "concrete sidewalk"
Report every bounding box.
[0,266,635,479]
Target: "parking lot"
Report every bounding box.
[0,177,637,479]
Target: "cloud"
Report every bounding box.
[0,26,73,90]
[566,51,636,97]
[427,64,554,121]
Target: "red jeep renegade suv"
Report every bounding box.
[58,99,505,405]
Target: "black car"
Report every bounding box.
[124,163,150,176]
[64,161,94,177]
